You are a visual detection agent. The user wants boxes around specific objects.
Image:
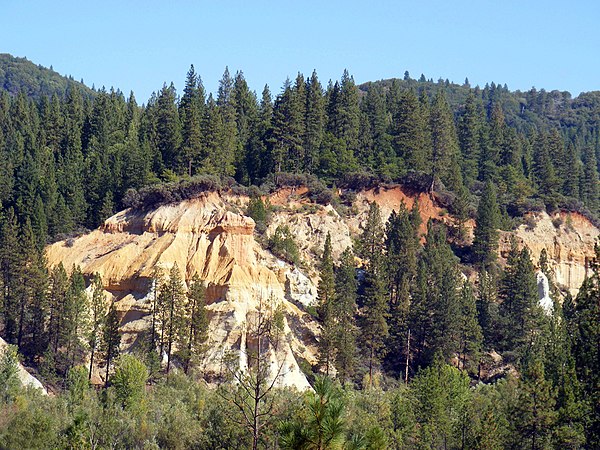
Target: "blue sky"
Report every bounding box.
[3,1,599,101]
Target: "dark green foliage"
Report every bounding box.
[246,195,270,233]
[0,54,94,99]
[499,241,546,353]
[316,233,336,375]
[472,180,501,265]
[332,248,358,383]
[267,225,300,265]
[409,222,461,368]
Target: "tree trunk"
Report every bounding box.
[88,343,95,380]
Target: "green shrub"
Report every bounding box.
[267,225,300,265]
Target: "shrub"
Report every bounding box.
[267,225,300,265]
[246,196,270,234]
[123,175,224,210]
[307,179,333,205]
[339,171,379,190]
[552,216,564,229]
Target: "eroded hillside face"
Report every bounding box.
[499,211,599,297]
[45,186,600,388]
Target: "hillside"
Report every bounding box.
[43,186,599,388]
[0,53,94,99]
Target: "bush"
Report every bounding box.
[110,355,148,412]
[122,175,224,210]
[267,225,300,265]
[552,216,564,229]
[307,179,333,205]
[246,196,271,234]
[339,171,380,190]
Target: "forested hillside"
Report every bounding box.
[0,59,599,449]
[0,54,93,100]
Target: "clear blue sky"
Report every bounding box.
[3,1,599,101]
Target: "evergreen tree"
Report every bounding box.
[430,90,463,193]
[357,203,388,387]
[216,67,238,176]
[87,274,106,380]
[580,145,600,214]
[384,204,419,376]
[179,273,208,374]
[513,355,558,450]
[457,281,483,374]
[159,263,186,374]
[316,233,336,375]
[472,180,501,266]
[0,208,22,344]
[332,247,358,383]
[409,222,461,368]
[101,299,121,386]
[457,92,482,186]
[562,142,581,199]
[304,71,325,173]
[391,90,430,174]
[155,83,181,173]
[499,242,545,352]
[179,64,204,176]
[570,243,600,446]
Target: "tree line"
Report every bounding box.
[1,66,600,246]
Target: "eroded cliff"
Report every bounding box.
[45,186,600,388]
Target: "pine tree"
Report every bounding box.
[179,65,204,176]
[0,208,22,344]
[62,266,89,373]
[499,243,544,352]
[356,202,384,265]
[409,222,461,368]
[179,273,208,374]
[316,233,336,375]
[332,247,358,383]
[580,145,600,214]
[457,281,483,374]
[101,299,121,386]
[159,263,186,374]
[216,67,238,176]
[391,90,430,174]
[457,92,482,186]
[356,203,388,387]
[569,243,600,446]
[270,79,304,173]
[304,71,325,173]
[472,180,501,266]
[232,71,259,184]
[155,83,181,173]
[532,132,559,200]
[18,219,49,359]
[477,268,499,348]
[562,142,581,199]
[430,90,463,193]
[87,274,106,380]
[384,204,419,376]
[513,355,558,450]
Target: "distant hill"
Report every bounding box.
[0,53,94,99]
[359,77,600,137]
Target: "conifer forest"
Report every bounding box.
[0,53,599,449]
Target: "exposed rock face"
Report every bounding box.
[45,186,600,388]
[46,192,317,390]
[0,337,47,394]
[499,211,599,297]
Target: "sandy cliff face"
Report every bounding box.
[47,192,318,389]
[45,186,600,388]
[499,211,599,296]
